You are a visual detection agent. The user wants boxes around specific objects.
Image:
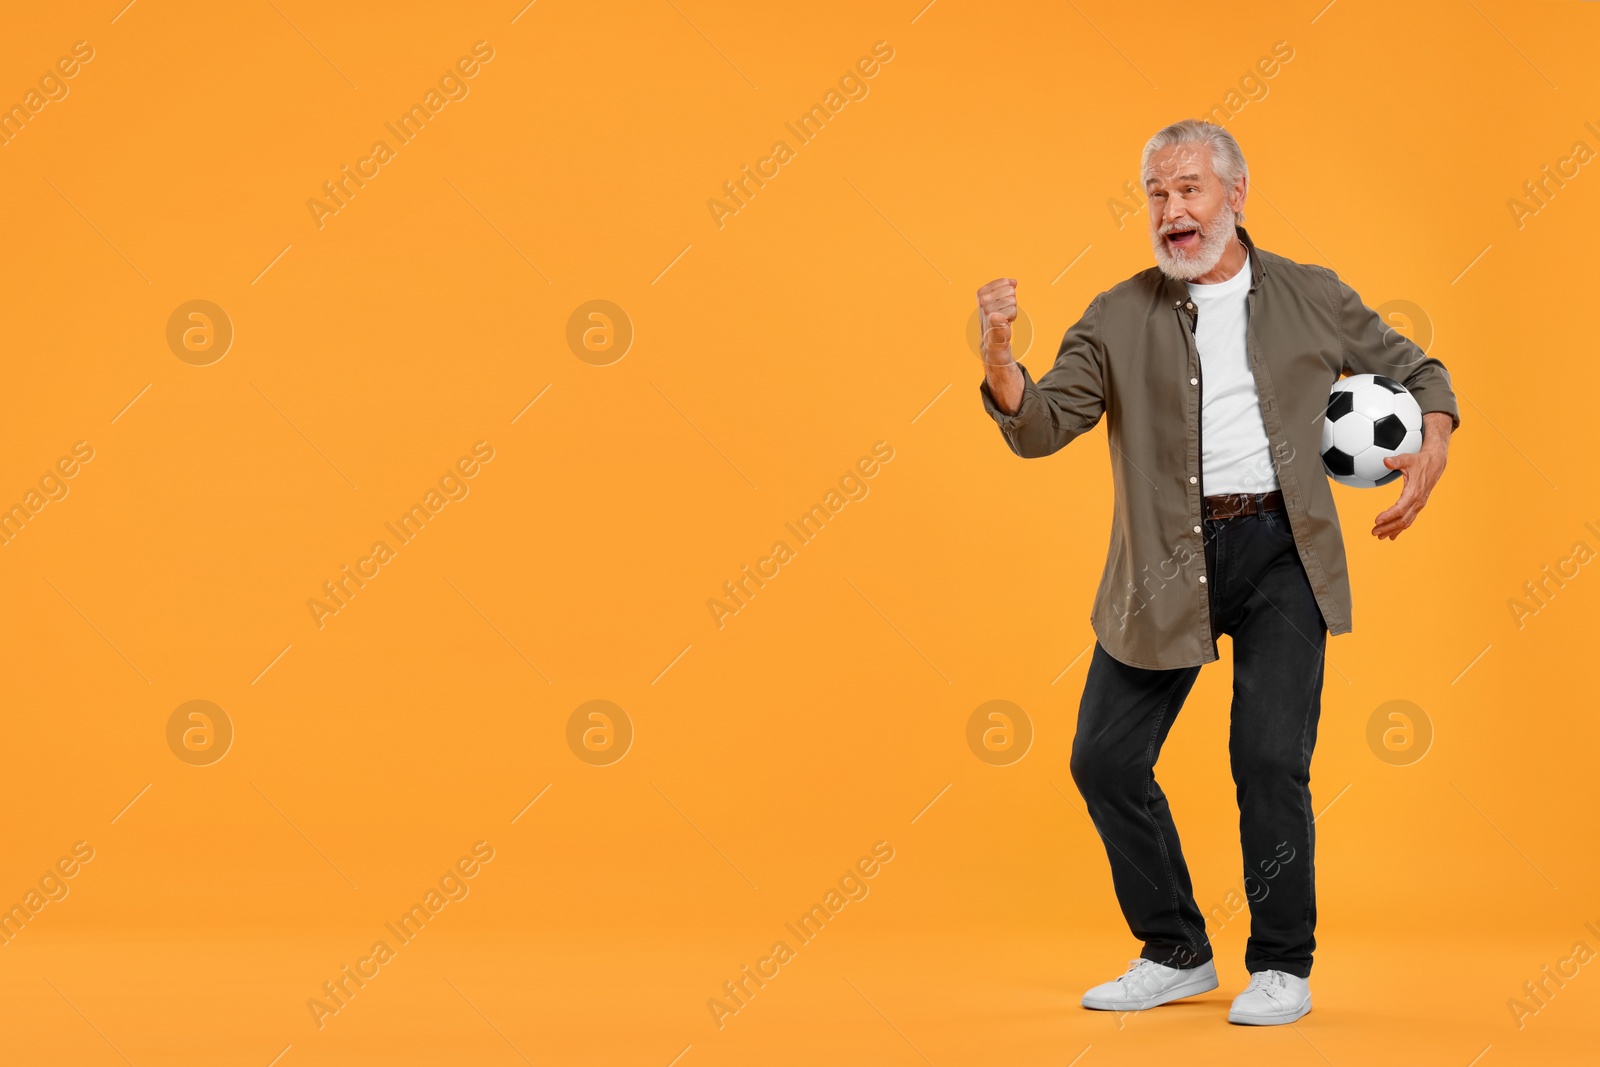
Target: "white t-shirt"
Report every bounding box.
[1186,253,1279,495]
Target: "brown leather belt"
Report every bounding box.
[1202,489,1284,520]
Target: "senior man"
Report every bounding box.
[974,119,1459,1025]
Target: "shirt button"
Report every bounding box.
[1199,575,1207,583]
[1185,302,1195,311]
[1190,377,1198,385]
[1193,525,1201,533]
[1189,475,1198,484]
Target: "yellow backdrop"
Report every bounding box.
[0,1,1595,1064]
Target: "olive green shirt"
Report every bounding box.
[979,224,1461,669]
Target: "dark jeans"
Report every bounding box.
[1069,504,1328,979]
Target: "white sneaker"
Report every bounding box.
[1228,968,1312,1025]
[1081,957,1218,1011]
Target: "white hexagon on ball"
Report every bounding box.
[1332,412,1375,457]
[1351,446,1396,485]
[1349,381,1395,421]
[1392,389,1422,427]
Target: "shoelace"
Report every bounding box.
[1119,958,1157,981]
[1116,958,1170,994]
[1245,969,1289,1000]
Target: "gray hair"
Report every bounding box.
[1141,119,1248,223]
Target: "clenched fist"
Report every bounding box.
[976,278,1019,365]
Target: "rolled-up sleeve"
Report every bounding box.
[1330,272,1461,432]
[978,292,1108,458]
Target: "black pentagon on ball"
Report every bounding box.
[1321,445,1354,476]
[1372,413,1408,451]
[1373,375,1405,394]
[1326,389,1354,422]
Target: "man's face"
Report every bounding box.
[1145,142,1245,281]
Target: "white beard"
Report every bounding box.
[1152,202,1236,281]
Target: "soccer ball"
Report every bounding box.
[1320,374,1423,488]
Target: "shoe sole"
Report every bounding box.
[1081,970,1220,1012]
[1228,999,1312,1025]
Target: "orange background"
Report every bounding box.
[0,1,1596,1064]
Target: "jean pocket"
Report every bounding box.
[1264,509,1295,542]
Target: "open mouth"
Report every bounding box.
[1166,227,1199,249]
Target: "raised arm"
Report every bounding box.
[975,279,1107,459]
